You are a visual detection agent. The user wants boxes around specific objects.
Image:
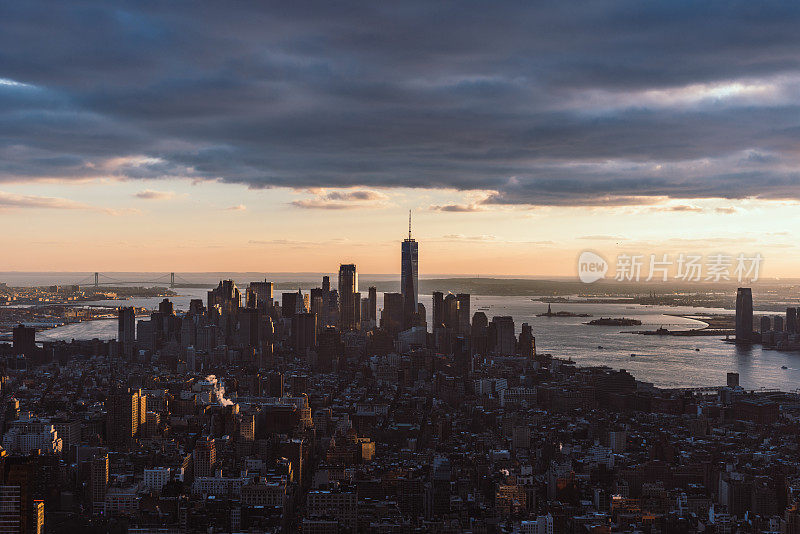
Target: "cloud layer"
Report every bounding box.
[291,189,387,209]
[2,2,800,206]
[0,191,91,210]
[0,190,128,215]
[134,189,173,200]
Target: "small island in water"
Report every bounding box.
[536,304,592,318]
[586,317,642,326]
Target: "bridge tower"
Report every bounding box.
[94,272,99,287]
[170,272,175,289]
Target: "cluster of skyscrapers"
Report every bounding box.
[735,287,800,350]
[10,222,798,533]
[758,307,800,350]
[115,217,536,374]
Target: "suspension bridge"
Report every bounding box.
[72,272,197,288]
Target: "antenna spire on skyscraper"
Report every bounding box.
[408,209,412,239]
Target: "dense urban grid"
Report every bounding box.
[0,228,799,534]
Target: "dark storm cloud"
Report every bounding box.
[2,1,800,205]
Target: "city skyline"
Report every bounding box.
[3,3,800,532]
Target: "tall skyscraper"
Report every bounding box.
[264,371,284,397]
[117,306,135,357]
[310,275,335,329]
[106,388,146,445]
[381,293,404,335]
[293,312,317,352]
[317,327,344,373]
[245,288,258,309]
[281,290,304,318]
[430,457,451,516]
[456,293,471,334]
[238,307,263,349]
[91,453,109,516]
[158,298,174,315]
[471,312,489,356]
[12,325,35,359]
[432,291,444,328]
[208,280,241,313]
[489,316,516,356]
[328,290,340,328]
[443,293,459,329]
[361,298,371,327]
[519,323,536,358]
[368,286,377,322]
[32,499,43,534]
[0,485,21,533]
[208,280,241,343]
[401,211,419,329]
[338,264,359,330]
[310,289,326,329]
[188,298,205,315]
[193,436,216,478]
[735,287,753,343]
[249,280,273,311]
[1,456,46,533]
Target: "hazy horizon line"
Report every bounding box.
[1,271,797,283]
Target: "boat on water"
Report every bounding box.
[782,365,788,370]
[630,354,636,358]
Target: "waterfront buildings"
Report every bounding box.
[735,287,753,343]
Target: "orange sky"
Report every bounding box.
[1,179,797,278]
